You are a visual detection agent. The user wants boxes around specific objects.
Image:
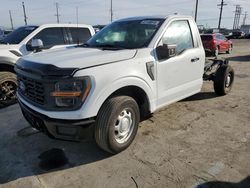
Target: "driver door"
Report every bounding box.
[156,19,205,108]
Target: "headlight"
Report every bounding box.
[50,77,91,108]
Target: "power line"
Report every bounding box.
[55,2,60,24]
[217,0,227,29]
[195,0,199,22]
[22,1,28,25]
[9,10,14,30]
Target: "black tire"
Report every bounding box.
[95,96,140,154]
[226,45,233,54]
[213,65,234,96]
[0,72,17,107]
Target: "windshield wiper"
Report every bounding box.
[78,43,127,50]
[77,43,90,48]
[82,43,90,47]
[94,44,126,50]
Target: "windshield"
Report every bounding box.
[86,19,164,49]
[1,26,38,44]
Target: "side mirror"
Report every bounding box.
[31,39,44,52]
[156,43,177,60]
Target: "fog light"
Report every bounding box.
[55,97,76,107]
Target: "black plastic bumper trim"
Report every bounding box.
[18,99,95,141]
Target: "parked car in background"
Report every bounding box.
[245,34,250,39]
[240,25,250,36]
[227,31,245,39]
[0,24,95,107]
[0,29,13,41]
[201,33,233,57]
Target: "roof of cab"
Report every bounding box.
[17,23,94,29]
[38,23,93,28]
[116,15,194,22]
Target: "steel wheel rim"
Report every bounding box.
[114,108,134,144]
[225,73,232,88]
[0,80,17,102]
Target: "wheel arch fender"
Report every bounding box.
[89,76,155,117]
[0,56,17,73]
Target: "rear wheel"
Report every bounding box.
[0,72,17,107]
[95,96,140,154]
[213,65,234,96]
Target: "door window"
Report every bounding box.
[32,28,65,49]
[69,28,91,44]
[161,20,194,54]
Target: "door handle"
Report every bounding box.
[191,57,200,62]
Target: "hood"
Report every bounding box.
[0,44,19,50]
[22,47,137,69]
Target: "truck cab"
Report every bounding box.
[15,16,234,154]
[0,24,95,107]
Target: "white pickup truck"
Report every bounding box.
[0,24,95,107]
[15,15,234,154]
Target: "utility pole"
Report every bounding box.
[22,2,28,25]
[236,6,242,29]
[110,0,113,23]
[55,2,60,24]
[217,0,227,29]
[9,10,14,30]
[233,5,239,30]
[76,6,79,26]
[242,11,248,26]
[194,0,199,22]
[233,5,242,30]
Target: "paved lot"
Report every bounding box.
[0,39,250,188]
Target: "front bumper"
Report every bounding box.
[18,99,95,141]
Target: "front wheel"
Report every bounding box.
[226,45,233,54]
[0,72,17,107]
[213,46,219,57]
[213,65,234,96]
[95,96,140,154]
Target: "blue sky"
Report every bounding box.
[0,0,250,29]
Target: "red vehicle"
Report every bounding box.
[201,33,233,57]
